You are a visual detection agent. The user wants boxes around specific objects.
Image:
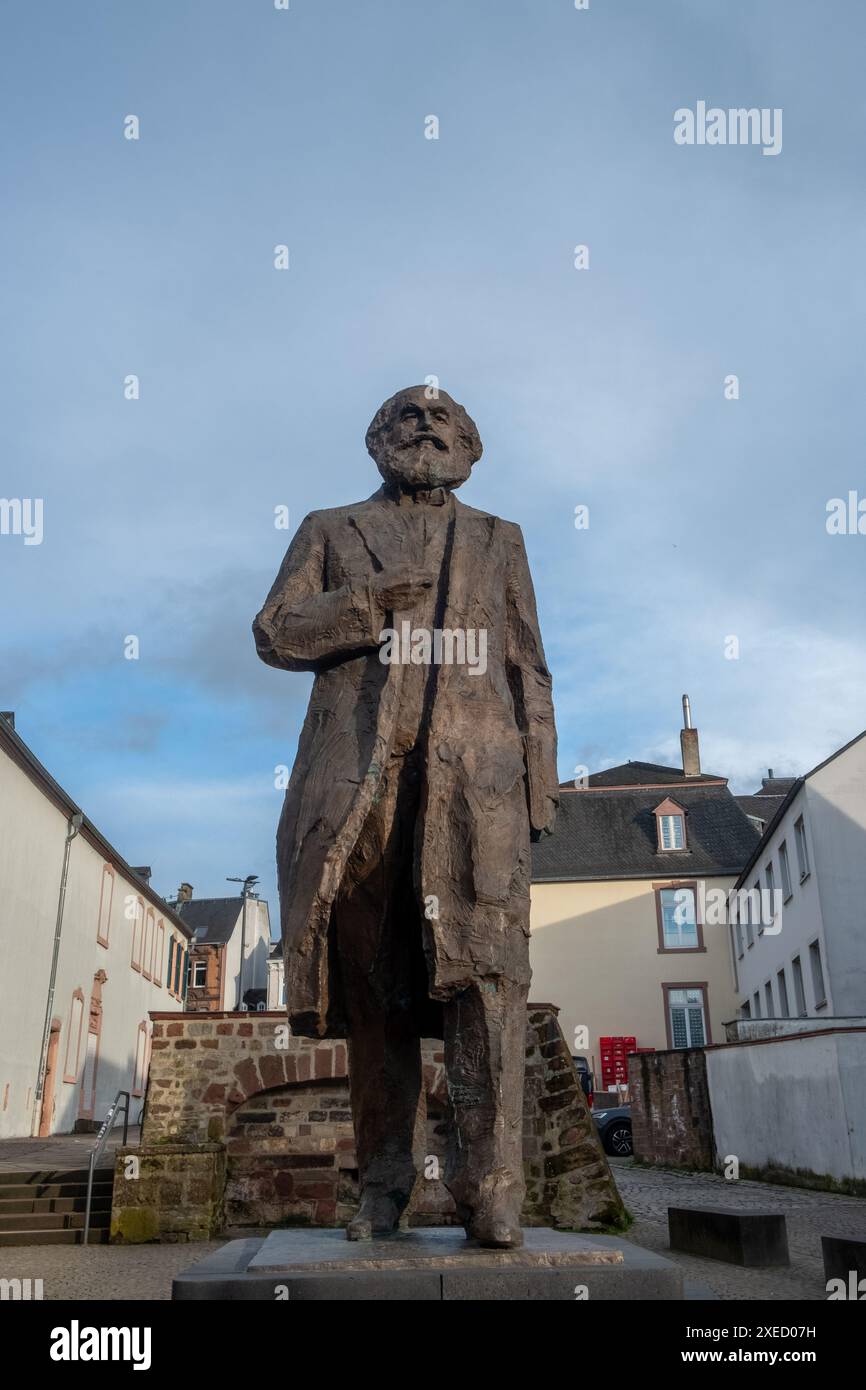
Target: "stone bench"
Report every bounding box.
[822,1235,866,1283]
[668,1206,789,1267]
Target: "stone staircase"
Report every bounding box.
[0,1167,113,1245]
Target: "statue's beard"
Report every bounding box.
[376,438,472,492]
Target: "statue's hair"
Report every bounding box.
[365,387,483,466]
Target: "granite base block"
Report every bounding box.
[172,1227,686,1300]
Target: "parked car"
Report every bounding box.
[593,1104,633,1157]
[571,1055,594,1108]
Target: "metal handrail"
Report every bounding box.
[82,1090,129,1245]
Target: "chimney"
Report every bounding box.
[177,882,194,903]
[131,866,152,885]
[0,711,14,730]
[680,694,701,778]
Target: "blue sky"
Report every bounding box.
[3,0,865,925]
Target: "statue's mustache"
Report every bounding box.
[399,433,448,452]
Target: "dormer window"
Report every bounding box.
[653,797,687,852]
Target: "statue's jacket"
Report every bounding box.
[253,488,559,1039]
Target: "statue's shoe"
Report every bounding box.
[467,1213,524,1249]
[345,1191,403,1241]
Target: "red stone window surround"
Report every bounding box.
[62,988,85,1083]
[653,797,688,852]
[130,896,145,972]
[654,880,706,953]
[661,980,712,1048]
[142,906,155,981]
[96,863,114,948]
[132,1021,149,1098]
[154,919,165,988]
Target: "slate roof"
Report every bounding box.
[534,775,760,882]
[174,897,242,945]
[754,777,798,798]
[735,777,798,827]
[735,795,786,825]
[559,761,724,790]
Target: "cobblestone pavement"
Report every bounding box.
[612,1159,866,1300]
[0,1241,224,1300]
[1,1161,862,1300]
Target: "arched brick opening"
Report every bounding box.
[223,1071,454,1229]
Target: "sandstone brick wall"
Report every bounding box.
[110,1145,225,1244]
[628,1046,715,1171]
[119,1005,625,1241]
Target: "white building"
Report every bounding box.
[267,942,285,1011]
[731,729,866,1021]
[0,713,194,1139]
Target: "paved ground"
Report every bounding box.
[0,1126,141,1172]
[1,1149,862,1299]
[613,1158,866,1300]
[0,1240,224,1300]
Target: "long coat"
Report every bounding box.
[253,487,559,1039]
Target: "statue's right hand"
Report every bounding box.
[369,566,435,613]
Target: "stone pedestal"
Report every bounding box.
[172,1226,685,1300]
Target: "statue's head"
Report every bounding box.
[365,386,482,493]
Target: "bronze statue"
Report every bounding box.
[253,387,558,1248]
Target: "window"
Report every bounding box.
[97,864,114,947]
[659,815,684,850]
[657,885,700,950]
[167,937,176,994]
[154,919,165,987]
[142,907,154,981]
[667,987,706,1048]
[763,863,776,934]
[792,955,807,1016]
[740,999,751,1019]
[193,959,207,988]
[794,816,810,881]
[777,968,790,1016]
[733,901,744,958]
[63,989,85,1083]
[809,940,826,1008]
[744,891,755,949]
[752,881,762,936]
[753,991,761,1019]
[131,896,144,971]
[653,799,687,852]
[764,981,774,1016]
[779,841,792,900]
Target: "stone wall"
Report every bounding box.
[110,1005,625,1241]
[628,1046,715,1171]
[110,1144,225,1244]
